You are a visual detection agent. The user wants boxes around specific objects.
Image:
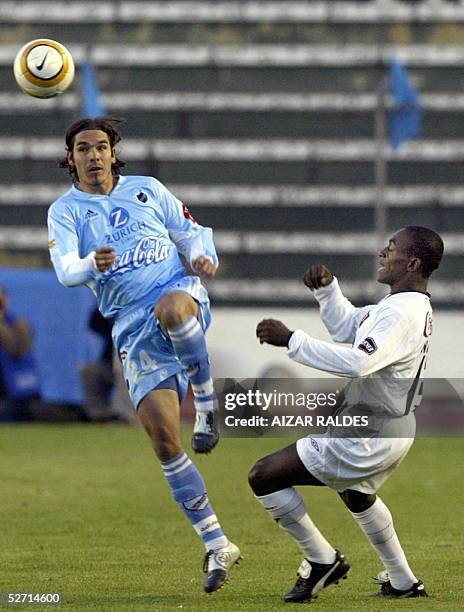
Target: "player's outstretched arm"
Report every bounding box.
[286,304,409,377]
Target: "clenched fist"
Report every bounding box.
[303,264,334,291]
[256,319,293,347]
[95,246,116,272]
[192,256,218,278]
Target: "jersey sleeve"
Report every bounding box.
[47,203,98,287]
[287,304,410,377]
[313,277,371,344]
[157,182,218,267]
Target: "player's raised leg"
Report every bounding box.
[248,443,350,603]
[339,490,427,598]
[138,388,240,592]
[155,291,219,454]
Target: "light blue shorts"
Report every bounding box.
[111,275,211,409]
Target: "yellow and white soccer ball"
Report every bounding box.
[13,39,75,98]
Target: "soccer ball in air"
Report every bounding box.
[13,39,75,98]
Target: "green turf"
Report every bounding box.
[0,425,462,611]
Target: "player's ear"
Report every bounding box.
[408,257,422,272]
[67,150,75,167]
[111,148,116,164]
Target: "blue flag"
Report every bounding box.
[388,57,422,150]
[80,58,105,118]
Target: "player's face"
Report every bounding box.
[377,230,412,285]
[68,130,116,194]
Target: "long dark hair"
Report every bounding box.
[58,116,126,182]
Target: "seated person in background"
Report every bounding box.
[80,307,136,423]
[0,287,41,421]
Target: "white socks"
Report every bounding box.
[257,488,417,590]
[350,497,417,591]
[257,488,336,565]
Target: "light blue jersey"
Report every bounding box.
[47,175,217,319]
[48,175,218,407]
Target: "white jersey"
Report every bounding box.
[287,277,433,417]
[291,277,433,493]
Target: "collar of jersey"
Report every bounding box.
[72,174,125,198]
[386,290,431,298]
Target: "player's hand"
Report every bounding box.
[303,264,334,290]
[192,256,218,278]
[95,246,116,272]
[256,319,293,347]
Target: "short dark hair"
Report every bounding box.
[404,226,444,278]
[58,116,126,181]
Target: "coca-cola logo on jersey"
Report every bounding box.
[423,312,433,337]
[100,235,170,278]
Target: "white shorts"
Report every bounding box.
[296,435,414,494]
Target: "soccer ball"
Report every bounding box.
[13,39,75,98]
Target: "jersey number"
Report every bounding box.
[405,343,429,414]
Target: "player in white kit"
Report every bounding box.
[252,226,444,603]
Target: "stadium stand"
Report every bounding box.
[0,0,463,306]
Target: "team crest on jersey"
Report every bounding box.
[357,337,377,355]
[423,312,433,337]
[182,203,197,223]
[136,191,148,203]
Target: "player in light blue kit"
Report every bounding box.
[47,117,240,593]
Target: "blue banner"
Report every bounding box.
[81,58,106,118]
[388,57,422,150]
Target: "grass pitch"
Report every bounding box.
[0,425,462,611]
